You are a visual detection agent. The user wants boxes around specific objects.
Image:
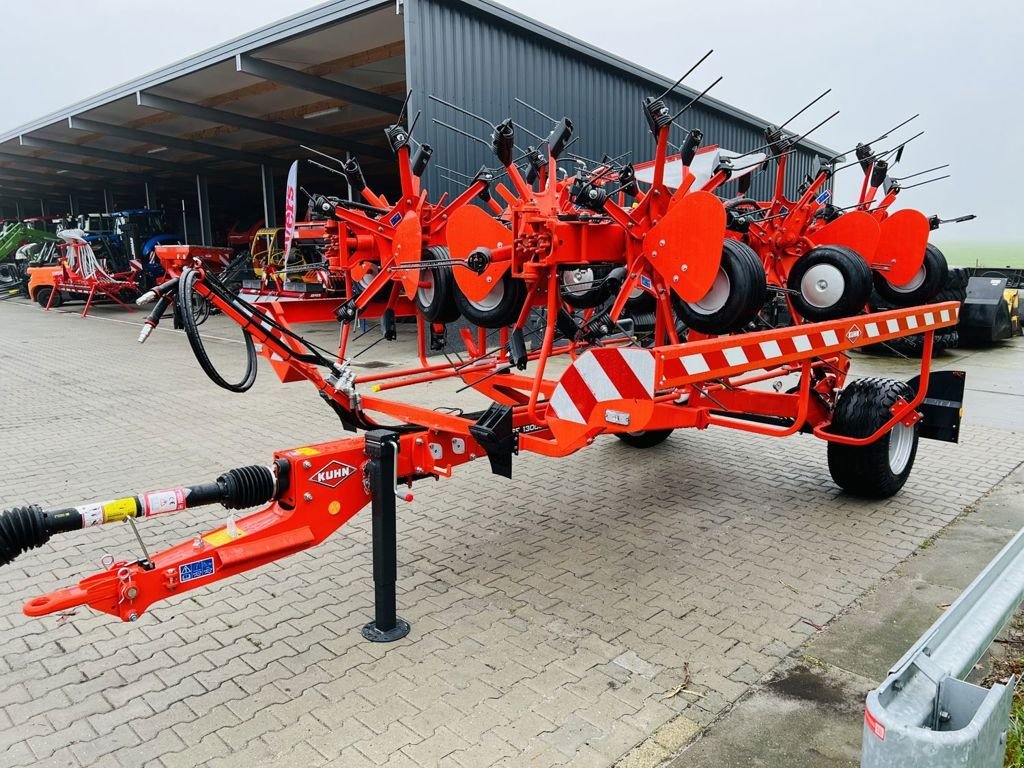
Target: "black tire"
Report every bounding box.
[873,243,948,306]
[615,429,673,448]
[867,264,967,356]
[454,271,528,328]
[414,246,461,323]
[788,245,873,321]
[560,265,613,309]
[673,239,767,334]
[827,377,919,498]
[35,286,61,308]
[882,329,960,357]
[625,289,656,312]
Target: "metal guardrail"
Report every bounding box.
[862,527,1024,767]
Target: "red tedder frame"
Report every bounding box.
[22,286,958,622]
[10,93,965,633]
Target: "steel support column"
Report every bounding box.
[196,175,212,246]
[260,165,277,228]
[361,430,411,643]
[103,189,112,214]
[144,182,153,209]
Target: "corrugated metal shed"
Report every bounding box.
[405,0,824,199]
[0,0,829,228]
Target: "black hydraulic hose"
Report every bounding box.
[178,267,258,393]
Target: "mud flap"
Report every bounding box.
[906,370,966,443]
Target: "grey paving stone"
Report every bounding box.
[0,300,1020,768]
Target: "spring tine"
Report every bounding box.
[656,48,714,101]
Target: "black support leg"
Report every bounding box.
[361,430,410,643]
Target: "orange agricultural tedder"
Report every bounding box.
[0,61,969,643]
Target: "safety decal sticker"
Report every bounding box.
[144,488,186,516]
[179,558,215,583]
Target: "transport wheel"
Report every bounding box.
[867,265,966,356]
[625,288,656,312]
[674,239,767,334]
[354,263,387,302]
[788,245,872,321]
[615,429,673,448]
[455,271,528,328]
[414,246,461,323]
[872,243,948,307]
[35,287,61,308]
[827,377,919,498]
[560,266,612,309]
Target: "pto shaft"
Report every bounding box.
[0,464,285,568]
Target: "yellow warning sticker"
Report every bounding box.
[102,497,137,523]
[202,528,246,547]
[293,447,320,456]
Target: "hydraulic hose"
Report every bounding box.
[178,267,258,393]
[0,464,283,568]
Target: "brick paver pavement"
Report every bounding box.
[0,299,1020,768]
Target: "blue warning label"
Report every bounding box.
[179,557,215,583]
[389,210,403,227]
[816,189,832,205]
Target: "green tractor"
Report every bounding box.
[0,222,62,298]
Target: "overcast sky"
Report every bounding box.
[1,0,1019,242]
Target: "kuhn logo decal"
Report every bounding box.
[310,460,357,488]
[846,324,863,344]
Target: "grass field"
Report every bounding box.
[935,241,1024,269]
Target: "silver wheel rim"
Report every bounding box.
[688,268,731,315]
[888,422,914,474]
[561,268,595,296]
[470,278,505,311]
[890,265,926,294]
[417,269,435,305]
[359,264,379,289]
[800,263,846,309]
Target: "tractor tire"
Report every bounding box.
[872,243,948,306]
[788,245,872,321]
[674,239,767,334]
[827,377,919,499]
[455,271,528,329]
[615,429,674,448]
[867,265,967,357]
[35,287,61,308]
[560,266,613,309]
[414,246,461,323]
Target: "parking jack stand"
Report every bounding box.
[361,430,411,642]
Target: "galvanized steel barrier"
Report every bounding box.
[862,527,1024,767]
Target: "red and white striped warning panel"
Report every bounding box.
[660,302,959,387]
[547,302,960,424]
[549,348,655,424]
